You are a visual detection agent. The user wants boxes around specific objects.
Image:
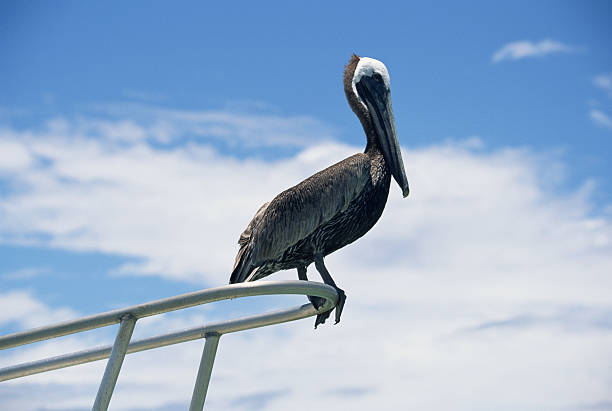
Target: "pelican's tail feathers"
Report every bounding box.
[229,246,256,284]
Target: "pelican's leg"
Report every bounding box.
[314,254,347,325]
[297,266,325,310]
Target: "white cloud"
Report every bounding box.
[492,39,577,63]
[86,103,338,148]
[0,290,77,329]
[593,73,612,97]
[1,112,612,410]
[0,139,32,171]
[590,109,612,130]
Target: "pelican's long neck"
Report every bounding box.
[363,126,383,155]
[343,55,382,156]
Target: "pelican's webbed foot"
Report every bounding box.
[298,259,348,328]
[313,286,346,328]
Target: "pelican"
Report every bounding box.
[229,55,409,327]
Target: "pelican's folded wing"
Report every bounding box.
[249,153,370,265]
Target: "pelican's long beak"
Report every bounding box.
[357,76,410,197]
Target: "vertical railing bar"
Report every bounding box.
[92,314,137,411]
[189,332,221,411]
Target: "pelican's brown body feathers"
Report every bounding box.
[230,150,390,283]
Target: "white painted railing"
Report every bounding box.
[0,281,338,410]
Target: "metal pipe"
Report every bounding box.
[189,333,220,411]
[92,314,136,411]
[0,298,334,381]
[0,281,336,351]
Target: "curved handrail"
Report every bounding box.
[0,280,338,382]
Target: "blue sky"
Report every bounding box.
[1,2,612,410]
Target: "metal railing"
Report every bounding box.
[0,280,338,410]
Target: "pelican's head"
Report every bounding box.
[344,55,409,198]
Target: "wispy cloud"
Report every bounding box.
[0,290,77,329]
[85,102,338,149]
[492,39,577,63]
[325,386,374,398]
[461,306,612,334]
[579,401,612,410]
[593,73,612,97]
[590,109,612,130]
[229,389,290,410]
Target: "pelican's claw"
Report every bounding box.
[334,288,346,324]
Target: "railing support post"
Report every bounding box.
[93,314,136,411]
[189,332,221,411]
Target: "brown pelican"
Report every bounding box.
[229,55,409,327]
